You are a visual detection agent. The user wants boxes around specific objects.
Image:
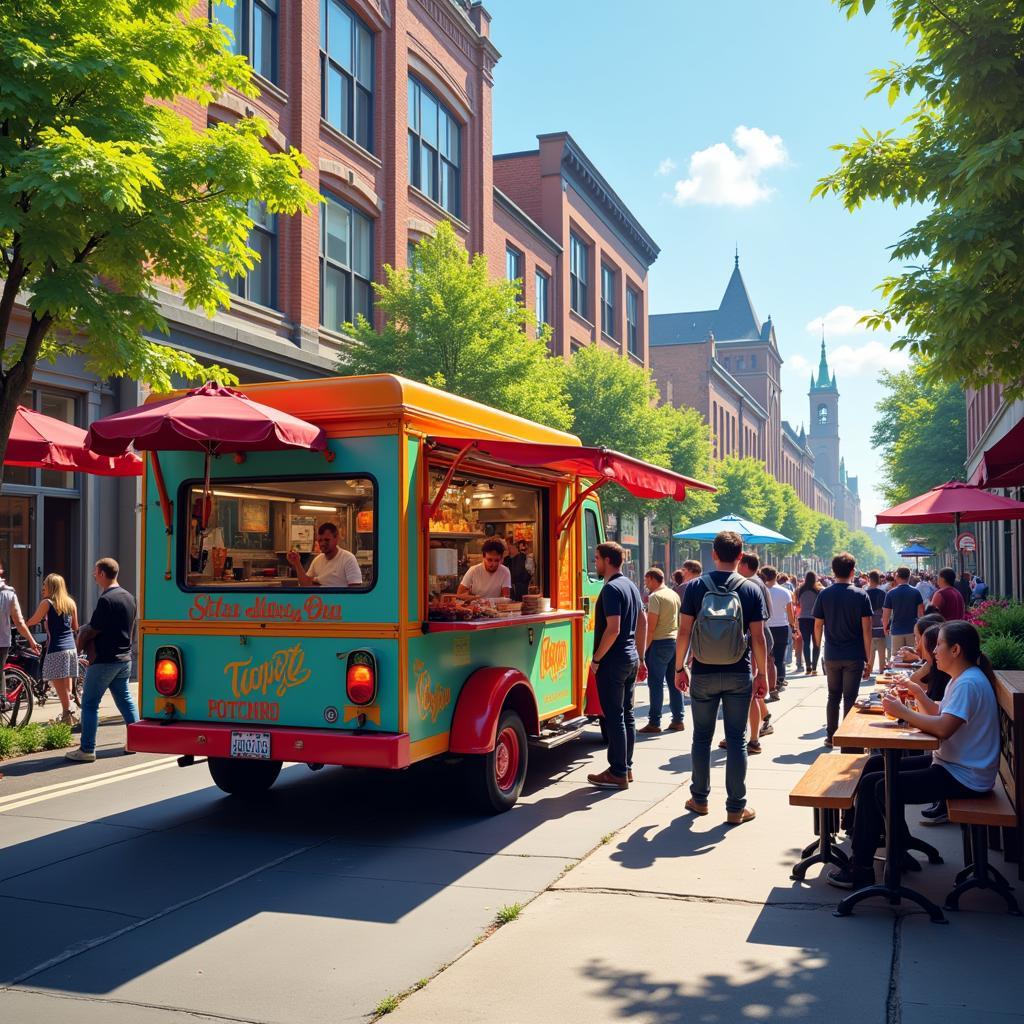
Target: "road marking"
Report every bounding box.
[0,757,183,813]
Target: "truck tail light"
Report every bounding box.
[346,650,377,706]
[155,645,183,697]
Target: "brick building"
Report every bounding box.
[1,0,659,606]
[966,384,1024,600]
[649,258,865,529]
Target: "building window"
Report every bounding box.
[224,201,277,310]
[817,403,829,425]
[626,288,640,356]
[321,0,374,151]
[320,192,374,331]
[213,0,278,82]
[505,245,523,285]
[750,354,757,368]
[736,356,744,371]
[408,76,460,216]
[535,270,550,335]
[601,264,616,338]
[569,233,589,317]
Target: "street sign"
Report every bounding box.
[955,531,977,553]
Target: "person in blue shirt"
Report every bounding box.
[883,567,925,654]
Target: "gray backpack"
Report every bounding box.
[690,573,748,665]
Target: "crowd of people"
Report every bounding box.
[0,556,139,762]
[585,533,1001,887]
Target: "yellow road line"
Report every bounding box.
[0,757,182,813]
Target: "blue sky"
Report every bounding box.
[487,0,919,526]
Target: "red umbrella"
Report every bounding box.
[876,480,1024,573]
[5,405,142,477]
[85,381,330,578]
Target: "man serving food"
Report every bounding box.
[457,538,512,599]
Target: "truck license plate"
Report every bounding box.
[230,731,271,760]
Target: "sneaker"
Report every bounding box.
[587,769,628,790]
[65,748,96,763]
[667,721,686,732]
[685,797,709,815]
[823,737,834,749]
[726,807,756,825]
[766,691,781,703]
[637,723,662,734]
[827,865,875,890]
[747,741,762,755]
[921,801,946,819]
[759,720,774,737]
[920,807,949,825]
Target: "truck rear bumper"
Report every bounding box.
[128,721,410,769]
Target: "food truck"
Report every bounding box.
[126,375,712,811]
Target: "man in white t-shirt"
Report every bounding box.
[916,575,936,604]
[287,522,363,587]
[458,538,512,599]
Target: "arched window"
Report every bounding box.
[817,403,829,425]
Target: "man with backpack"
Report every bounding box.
[674,531,769,825]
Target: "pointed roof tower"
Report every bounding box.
[714,251,762,341]
[811,333,837,391]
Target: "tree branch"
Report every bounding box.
[922,1,971,39]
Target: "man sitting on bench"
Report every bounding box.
[828,620,1000,889]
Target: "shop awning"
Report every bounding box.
[969,419,1024,489]
[427,437,716,501]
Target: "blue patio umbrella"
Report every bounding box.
[897,542,935,558]
[673,513,793,546]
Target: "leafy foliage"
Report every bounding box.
[15,722,44,754]
[980,603,1024,644]
[817,0,1024,399]
[981,633,1024,672]
[339,222,571,430]
[43,720,73,750]
[870,360,966,550]
[0,0,319,473]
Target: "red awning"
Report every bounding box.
[428,437,715,501]
[970,419,1024,489]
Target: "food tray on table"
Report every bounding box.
[855,693,886,714]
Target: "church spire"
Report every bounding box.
[814,335,834,389]
[734,244,739,269]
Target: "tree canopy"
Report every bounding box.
[0,0,320,470]
[339,222,571,430]
[816,0,1024,399]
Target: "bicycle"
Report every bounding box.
[0,635,85,728]
[1,662,36,728]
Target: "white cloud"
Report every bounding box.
[804,305,876,337]
[827,340,911,376]
[671,126,788,207]
[656,157,676,176]
[787,353,811,372]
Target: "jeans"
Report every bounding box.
[824,659,865,745]
[851,753,981,867]
[80,660,138,753]
[689,671,753,812]
[644,638,684,726]
[799,618,819,669]
[769,626,790,685]
[597,659,638,778]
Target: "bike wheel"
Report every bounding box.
[1,668,34,728]
[72,675,83,707]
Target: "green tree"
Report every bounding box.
[650,402,716,547]
[870,360,966,550]
[816,0,1024,398]
[775,484,817,560]
[813,516,850,563]
[340,222,570,430]
[847,530,888,570]
[0,0,320,473]
[710,456,773,524]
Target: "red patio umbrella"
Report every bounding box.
[5,405,142,477]
[876,480,1024,574]
[85,381,330,578]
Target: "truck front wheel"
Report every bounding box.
[208,757,282,796]
[466,709,528,814]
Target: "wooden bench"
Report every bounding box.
[789,753,870,881]
[946,778,1021,915]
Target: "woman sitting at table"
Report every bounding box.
[902,614,948,699]
[828,620,1000,890]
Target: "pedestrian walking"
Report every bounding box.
[932,567,966,621]
[795,572,822,674]
[883,566,925,652]
[672,560,701,601]
[24,573,80,725]
[732,553,773,750]
[813,552,873,749]
[66,558,139,763]
[865,570,887,674]
[675,531,768,824]
[587,542,647,790]
[0,560,40,713]
[762,566,799,690]
[638,568,684,735]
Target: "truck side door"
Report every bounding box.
[580,497,605,671]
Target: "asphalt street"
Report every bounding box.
[0,694,689,1024]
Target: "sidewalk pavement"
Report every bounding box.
[388,672,1023,1024]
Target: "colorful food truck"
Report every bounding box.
[126,376,711,811]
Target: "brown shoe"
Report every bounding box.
[726,807,757,825]
[718,738,728,750]
[747,741,762,755]
[627,770,634,783]
[685,797,709,815]
[667,721,686,732]
[637,723,662,734]
[587,769,628,790]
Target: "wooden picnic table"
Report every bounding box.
[832,705,947,923]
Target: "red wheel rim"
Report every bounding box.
[494,726,521,792]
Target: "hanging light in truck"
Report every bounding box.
[346,650,377,706]
[154,645,184,697]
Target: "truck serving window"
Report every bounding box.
[179,476,376,591]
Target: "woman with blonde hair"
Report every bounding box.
[25,573,80,725]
